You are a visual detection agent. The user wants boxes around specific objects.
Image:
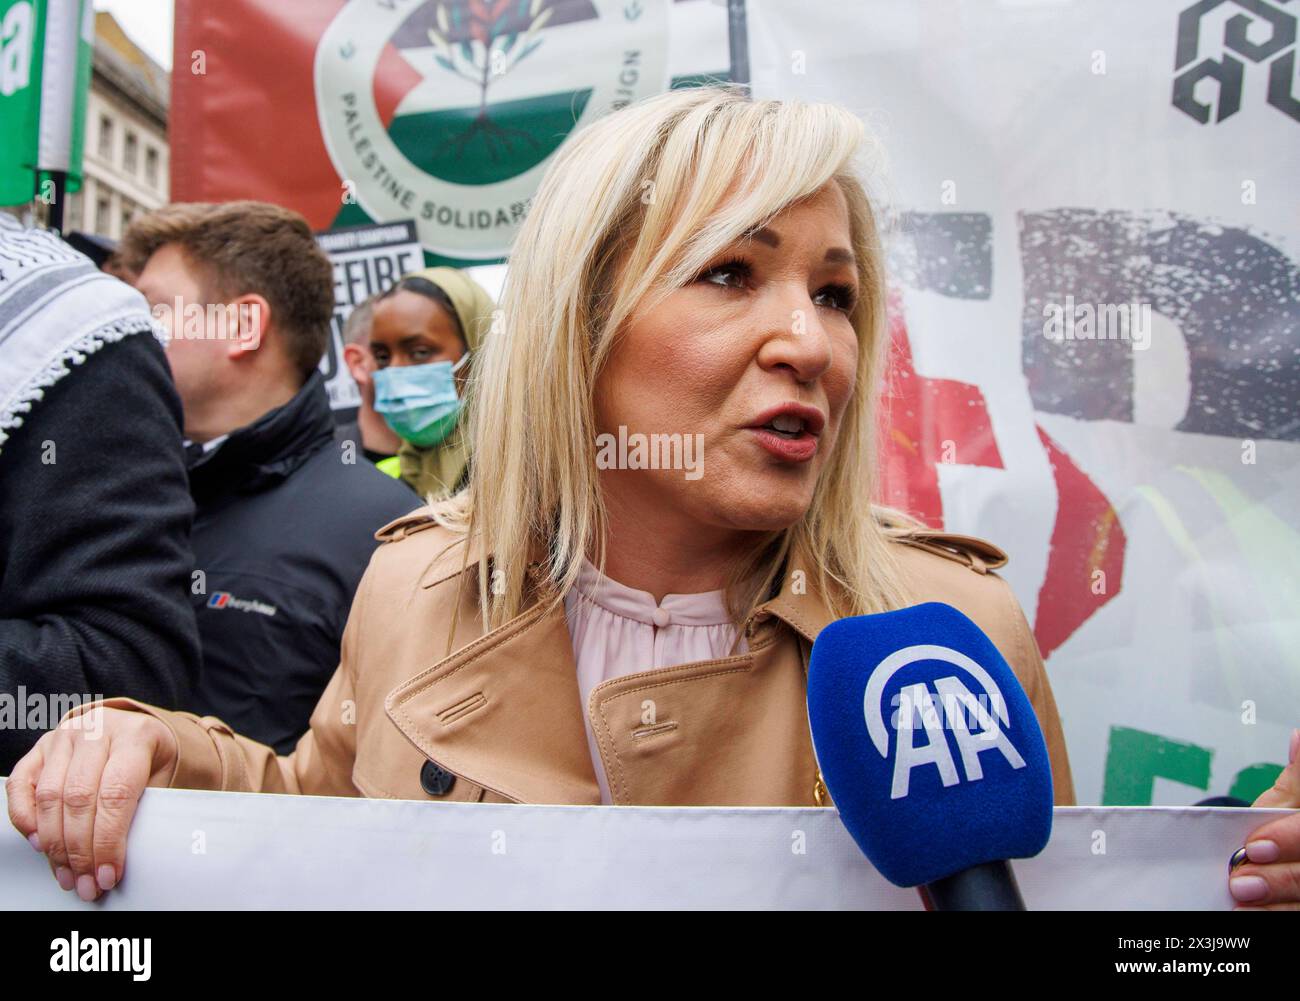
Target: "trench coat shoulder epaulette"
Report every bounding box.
[374,507,445,543]
[372,508,482,592]
[885,527,1009,575]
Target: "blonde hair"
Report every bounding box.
[432,84,917,632]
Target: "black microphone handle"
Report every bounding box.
[922,860,1026,911]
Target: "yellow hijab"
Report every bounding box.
[392,267,496,500]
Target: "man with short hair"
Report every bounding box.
[333,294,405,478]
[122,201,415,754]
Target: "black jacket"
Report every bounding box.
[187,371,416,753]
[0,333,201,774]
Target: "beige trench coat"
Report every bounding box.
[97,511,1076,807]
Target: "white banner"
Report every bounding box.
[748,0,1300,808]
[35,0,90,175]
[1,787,1289,909]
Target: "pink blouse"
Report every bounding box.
[563,557,748,803]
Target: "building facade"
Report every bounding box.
[65,12,169,240]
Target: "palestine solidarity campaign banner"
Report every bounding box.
[171,0,731,266]
[170,0,1299,807]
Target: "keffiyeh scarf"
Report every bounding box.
[0,213,162,453]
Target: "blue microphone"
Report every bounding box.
[807,602,1054,910]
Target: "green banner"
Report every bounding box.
[64,0,90,190]
[0,0,42,206]
[0,0,91,208]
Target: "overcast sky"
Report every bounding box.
[94,0,174,71]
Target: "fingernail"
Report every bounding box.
[27,833,41,852]
[1229,875,1268,903]
[96,864,117,892]
[55,866,75,891]
[1290,728,1299,766]
[1245,839,1280,864]
[75,874,98,902]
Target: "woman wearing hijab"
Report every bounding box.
[11,86,1300,909]
[366,268,495,500]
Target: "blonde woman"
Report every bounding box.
[10,87,1298,908]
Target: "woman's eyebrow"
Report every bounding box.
[741,227,856,267]
[744,225,780,248]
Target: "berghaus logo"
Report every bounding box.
[206,591,277,616]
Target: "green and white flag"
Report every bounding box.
[0,0,93,208]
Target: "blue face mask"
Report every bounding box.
[372,354,469,449]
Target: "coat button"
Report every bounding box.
[420,760,456,796]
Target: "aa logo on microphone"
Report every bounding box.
[864,644,1026,799]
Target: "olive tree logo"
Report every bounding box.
[426,0,555,158]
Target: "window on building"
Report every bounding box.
[145,147,159,188]
[121,200,135,236]
[95,196,110,235]
[124,133,138,174]
[98,116,113,160]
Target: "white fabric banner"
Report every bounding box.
[35,0,89,174]
[1,787,1290,909]
[747,0,1300,808]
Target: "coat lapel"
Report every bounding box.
[756,539,836,644]
[384,559,602,805]
[382,532,840,807]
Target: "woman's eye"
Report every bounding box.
[815,284,858,313]
[698,258,751,289]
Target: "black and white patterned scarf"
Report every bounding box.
[0,214,162,453]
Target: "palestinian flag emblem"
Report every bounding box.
[315,0,670,260]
